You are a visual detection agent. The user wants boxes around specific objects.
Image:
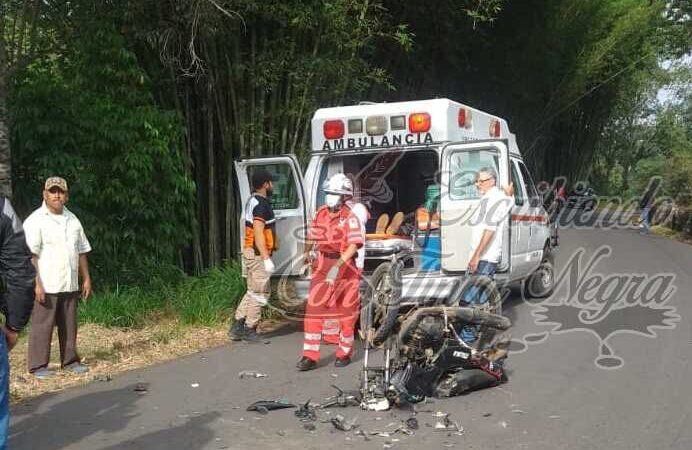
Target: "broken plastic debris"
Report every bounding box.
[238,371,268,379]
[500,421,508,428]
[406,417,419,430]
[191,383,199,388]
[483,412,492,417]
[331,414,357,431]
[295,400,317,422]
[246,399,295,412]
[512,409,525,415]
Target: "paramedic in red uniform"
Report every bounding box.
[297,173,364,371]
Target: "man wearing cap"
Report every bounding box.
[23,177,92,378]
[228,169,276,343]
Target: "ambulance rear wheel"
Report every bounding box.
[360,261,402,346]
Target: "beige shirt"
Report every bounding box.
[24,202,92,294]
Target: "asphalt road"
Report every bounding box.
[9,226,692,450]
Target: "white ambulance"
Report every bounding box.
[235,98,557,306]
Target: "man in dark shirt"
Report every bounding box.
[228,169,276,343]
[0,197,36,448]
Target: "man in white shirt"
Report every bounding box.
[23,177,92,378]
[462,167,513,341]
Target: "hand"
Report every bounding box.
[325,265,339,284]
[35,282,46,304]
[2,327,18,352]
[303,252,313,266]
[503,182,514,197]
[82,277,92,301]
[467,256,480,274]
[263,258,276,274]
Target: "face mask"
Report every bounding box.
[325,194,342,209]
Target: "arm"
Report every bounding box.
[469,230,496,273]
[0,200,36,350]
[252,219,269,260]
[31,255,45,304]
[79,253,92,299]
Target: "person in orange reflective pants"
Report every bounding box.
[297,174,364,371]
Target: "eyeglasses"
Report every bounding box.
[475,177,493,184]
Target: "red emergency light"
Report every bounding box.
[408,112,431,133]
[489,118,501,137]
[323,120,345,139]
[458,108,472,129]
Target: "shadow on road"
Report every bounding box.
[9,383,145,450]
[96,412,220,450]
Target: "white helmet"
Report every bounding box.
[322,173,353,196]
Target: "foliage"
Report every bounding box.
[79,262,244,328]
[9,19,195,285]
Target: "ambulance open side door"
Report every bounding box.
[235,155,308,276]
[440,141,511,273]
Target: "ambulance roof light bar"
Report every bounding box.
[323,120,345,139]
[409,112,431,133]
[489,118,501,137]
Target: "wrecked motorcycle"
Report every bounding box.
[360,269,512,411]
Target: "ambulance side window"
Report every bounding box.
[518,162,540,207]
[510,160,525,206]
[448,150,499,201]
[247,164,299,210]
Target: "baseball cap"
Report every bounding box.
[44,177,68,192]
[251,169,275,189]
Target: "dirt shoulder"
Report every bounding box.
[9,321,234,403]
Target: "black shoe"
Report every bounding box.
[243,326,269,344]
[334,357,351,368]
[228,318,246,341]
[296,356,317,371]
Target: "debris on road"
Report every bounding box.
[190,383,199,388]
[246,399,295,413]
[330,414,357,431]
[238,370,268,379]
[319,385,360,408]
[295,400,317,422]
[134,383,148,395]
[433,412,463,434]
[483,412,492,417]
[405,416,419,430]
[512,409,525,415]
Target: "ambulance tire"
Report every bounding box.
[360,261,402,346]
[525,246,555,299]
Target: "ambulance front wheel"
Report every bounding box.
[524,246,555,299]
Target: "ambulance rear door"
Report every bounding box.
[440,141,511,273]
[234,155,307,276]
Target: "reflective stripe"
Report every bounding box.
[323,328,339,335]
[304,332,322,341]
[303,343,320,352]
[339,335,354,343]
[339,346,351,354]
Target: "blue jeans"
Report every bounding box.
[0,335,8,450]
[639,207,651,234]
[461,260,497,342]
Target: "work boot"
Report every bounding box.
[334,356,351,367]
[228,318,246,341]
[296,356,317,371]
[243,326,269,344]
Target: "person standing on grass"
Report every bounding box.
[23,177,92,379]
[228,169,276,344]
[0,196,36,449]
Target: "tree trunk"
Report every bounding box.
[0,25,12,198]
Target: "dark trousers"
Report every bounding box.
[28,292,81,372]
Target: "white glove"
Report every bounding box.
[325,265,339,284]
[263,258,276,274]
